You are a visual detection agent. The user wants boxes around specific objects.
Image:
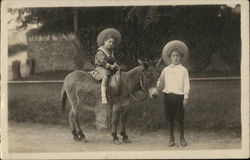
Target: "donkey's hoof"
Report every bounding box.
[113,139,121,145]
[82,138,88,143]
[73,135,86,142]
[73,136,80,141]
[123,138,132,143]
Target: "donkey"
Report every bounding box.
[61,60,160,144]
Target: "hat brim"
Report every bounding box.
[162,40,189,66]
[97,28,121,47]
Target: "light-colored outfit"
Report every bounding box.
[157,64,190,99]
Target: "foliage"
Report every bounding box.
[8,7,75,34]
[75,27,100,68]
[10,5,241,72]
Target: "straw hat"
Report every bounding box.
[162,40,189,66]
[97,28,121,47]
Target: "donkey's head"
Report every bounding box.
[137,59,160,99]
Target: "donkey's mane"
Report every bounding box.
[121,66,143,92]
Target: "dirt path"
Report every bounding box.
[8,121,241,152]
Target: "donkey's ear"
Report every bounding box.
[155,57,163,68]
[148,58,158,66]
[153,58,159,65]
[137,59,144,66]
[137,59,148,69]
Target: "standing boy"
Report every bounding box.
[157,40,190,147]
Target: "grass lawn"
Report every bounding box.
[8,80,241,134]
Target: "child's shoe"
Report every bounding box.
[180,137,187,146]
[168,137,175,147]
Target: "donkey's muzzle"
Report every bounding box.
[152,93,158,99]
[149,88,159,99]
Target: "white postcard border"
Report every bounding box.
[1,0,249,159]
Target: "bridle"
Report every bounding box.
[120,67,148,102]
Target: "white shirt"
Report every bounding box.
[157,64,190,99]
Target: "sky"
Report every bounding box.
[7,11,38,46]
[7,11,38,31]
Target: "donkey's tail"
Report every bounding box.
[61,85,67,113]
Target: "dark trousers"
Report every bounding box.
[164,93,185,138]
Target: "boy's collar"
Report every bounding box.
[169,63,182,67]
[98,46,112,56]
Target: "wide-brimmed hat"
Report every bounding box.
[97,28,122,47]
[162,40,189,66]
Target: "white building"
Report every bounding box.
[8,11,38,80]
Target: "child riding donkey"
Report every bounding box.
[92,28,121,104]
[61,28,160,143]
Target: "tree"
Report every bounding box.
[10,5,241,73]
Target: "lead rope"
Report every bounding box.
[120,68,148,102]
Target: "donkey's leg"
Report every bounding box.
[68,92,87,142]
[111,104,121,144]
[120,109,131,143]
[73,111,88,142]
[69,108,78,141]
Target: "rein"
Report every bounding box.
[120,68,148,102]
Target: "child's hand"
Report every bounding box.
[183,99,188,108]
[114,63,120,69]
[110,64,117,70]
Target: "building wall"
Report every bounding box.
[27,34,78,73]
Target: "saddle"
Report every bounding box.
[89,69,121,98]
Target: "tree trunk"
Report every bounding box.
[73,8,79,33]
